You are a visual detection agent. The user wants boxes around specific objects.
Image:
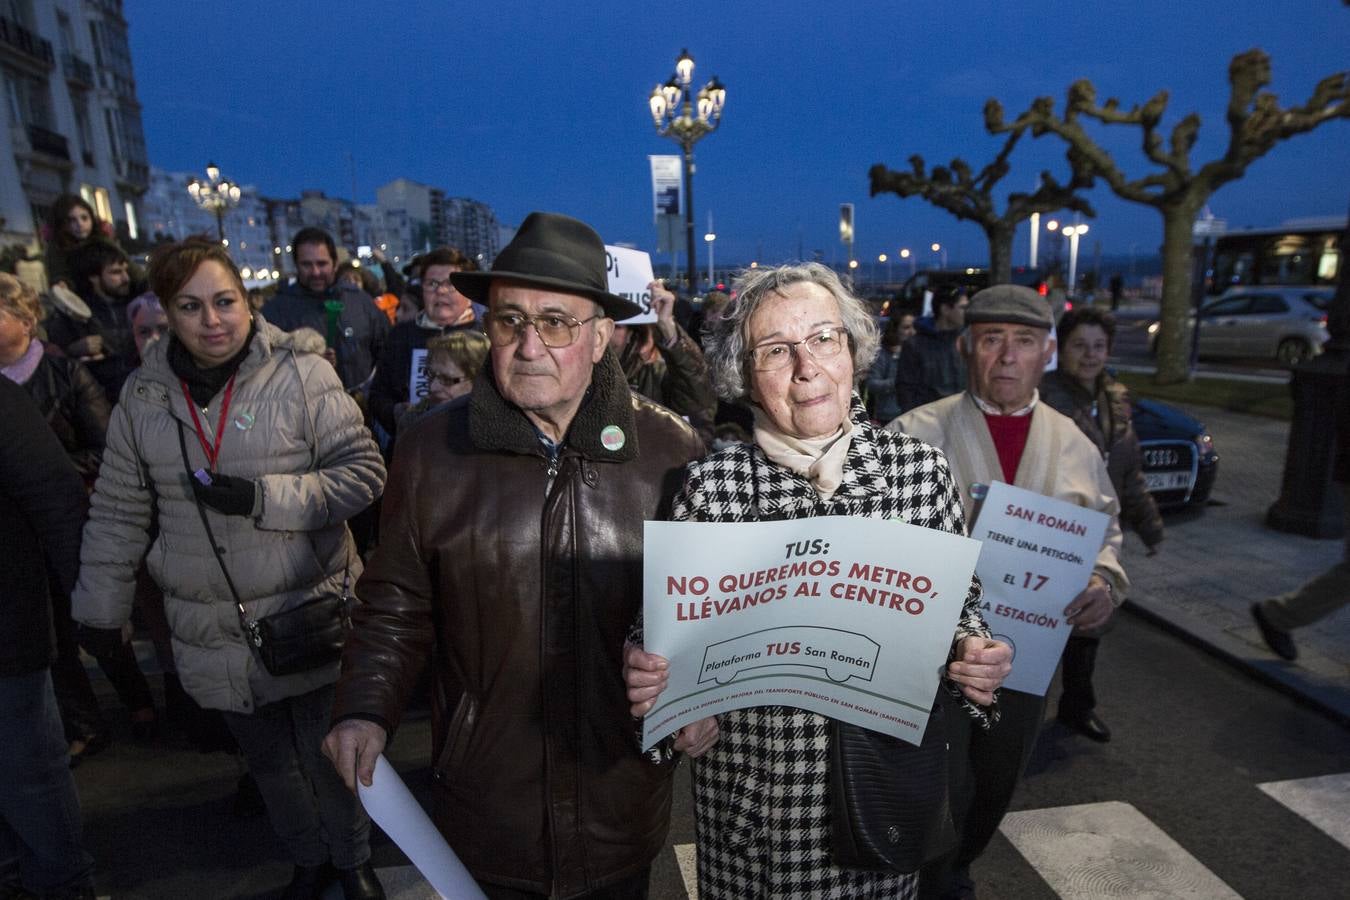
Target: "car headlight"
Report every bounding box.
[1194,433,1215,457]
[1147,322,1160,336]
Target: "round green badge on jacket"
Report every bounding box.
[234,412,256,431]
[600,425,625,452]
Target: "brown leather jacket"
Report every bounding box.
[333,350,703,898]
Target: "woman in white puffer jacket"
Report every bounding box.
[71,237,388,899]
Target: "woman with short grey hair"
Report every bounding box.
[703,262,880,402]
[625,262,1010,897]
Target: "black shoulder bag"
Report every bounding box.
[177,421,351,677]
[828,693,956,873]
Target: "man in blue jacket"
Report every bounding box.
[264,227,390,393]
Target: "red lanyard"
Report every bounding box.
[180,375,237,470]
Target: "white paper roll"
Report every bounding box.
[357,754,486,900]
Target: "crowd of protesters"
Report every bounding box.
[0,198,1173,900]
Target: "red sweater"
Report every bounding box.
[983,412,1033,483]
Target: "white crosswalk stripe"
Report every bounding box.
[1000,800,1242,899]
[1257,772,1350,852]
[357,775,1350,900]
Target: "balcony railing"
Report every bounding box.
[62,52,94,87]
[0,16,55,67]
[26,125,70,161]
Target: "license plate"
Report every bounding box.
[1145,470,1193,492]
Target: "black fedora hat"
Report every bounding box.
[451,211,641,320]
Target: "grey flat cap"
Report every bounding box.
[965,284,1054,329]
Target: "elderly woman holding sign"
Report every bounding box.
[624,262,1011,898]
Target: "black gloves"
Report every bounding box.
[191,471,259,517]
[76,623,125,659]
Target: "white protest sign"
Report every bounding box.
[642,516,981,749]
[408,348,429,403]
[969,481,1110,696]
[605,245,657,324]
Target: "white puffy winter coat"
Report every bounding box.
[72,317,386,713]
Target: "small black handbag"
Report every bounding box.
[242,591,350,678]
[829,691,956,873]
[178,422,350,678]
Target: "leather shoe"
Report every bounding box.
[337,862,385,900]
[1058,709,1112,743]
[279,862,334,900]
[1252,603,1298,660]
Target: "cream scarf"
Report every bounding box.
[753,407,855,500]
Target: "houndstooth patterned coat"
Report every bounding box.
[676,403,993,899]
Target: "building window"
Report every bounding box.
[56,11,75,54]
[87,22,103,67]
[104,107,121,163]
[123,200,138,240]
[3,71,21,126]
[73,97,94,164]
[87,186,112,223]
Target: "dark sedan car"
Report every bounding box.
[1132,398,1219,509]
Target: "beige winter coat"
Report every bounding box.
[891,391,1128,600]
[72,317,386,712]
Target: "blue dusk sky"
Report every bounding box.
[129,0,1349,268]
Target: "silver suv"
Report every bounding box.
[1148,286,1335,366]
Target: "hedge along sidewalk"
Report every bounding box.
[1114,368,1292,421]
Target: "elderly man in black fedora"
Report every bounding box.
[324,212,706,899]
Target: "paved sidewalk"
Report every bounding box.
[1118,403,1350,725]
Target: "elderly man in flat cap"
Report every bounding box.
[888,284,1127,900]
[324,212,707,899]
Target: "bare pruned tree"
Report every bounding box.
[987,49,1350,383]
[869,126,1095,285]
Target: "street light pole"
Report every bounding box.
[1030,212,1040,268]
[187,161,241,246]
[1045,219,1061,274]
[704,225,716,288]
[649,49,725,292]
[1064,224,1089,293]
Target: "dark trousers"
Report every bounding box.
[1057,635,1100,718]
[0,670,95,894]
[479,868,650,900]
[83,638,154,715]
[48,588,104,742]
[920,688,1047,898]
[222,683,370,869]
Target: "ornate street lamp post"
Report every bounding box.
[187,161,241,244]
[649,49,726,291]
